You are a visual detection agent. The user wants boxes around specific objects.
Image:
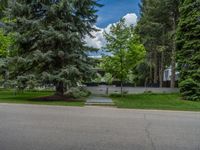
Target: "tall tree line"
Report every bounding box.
[136,0,180,88]
[136,0,200,100]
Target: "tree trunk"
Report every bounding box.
[120,81,123,97]
[149,52,153,86]
[144,77,148,87]
[153,51,158,85]
[120,49,123,97]
[55,82,64,96]
[159,30,165,88]
[171,52,176,88]
[171,17,176,88]
[159,51,164,88]
[3,69,8,88]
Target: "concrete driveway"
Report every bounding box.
[0,104,200,150]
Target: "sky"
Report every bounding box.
[85,0,141,53]
[96,0,141,28]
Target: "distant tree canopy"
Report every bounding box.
[4,0,101,95]
[177,0,200,100]
[136,0,199,100]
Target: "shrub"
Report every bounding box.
[179,78,200,101]
[64,87,91,99]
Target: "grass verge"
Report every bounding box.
[111,93,200,111]
[0,90,84,106]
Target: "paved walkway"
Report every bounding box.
[85,96,114,106]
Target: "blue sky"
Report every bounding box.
[96,0,141,28]
[85,0,141,52]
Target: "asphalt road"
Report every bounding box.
[0,104,200,150]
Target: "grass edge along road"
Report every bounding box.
[1,90,200,111]
[111,93,200,111]
[0,90,84,107]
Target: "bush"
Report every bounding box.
[179,78,200,101]
[64,87,91,99]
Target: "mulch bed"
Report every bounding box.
[31,95,83,102]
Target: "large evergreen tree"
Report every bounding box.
[5,0,101,95]
[177,0,200,100]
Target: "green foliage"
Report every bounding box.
[177,0,200,100]
[16,75,39,91]
[0,0,8,18]
[103,73,113,85]
[133,60,151,86]
[4,0,100,95]
[64,87,91,99]
[136,0,180,86]
[102,19,145,84]
[179,78,200,101]
[0,28,13,87]
[92,73,102,83]
[0,28,12,57]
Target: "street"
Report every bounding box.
[0,104,200,150]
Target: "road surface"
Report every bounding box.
[0,103,200,150]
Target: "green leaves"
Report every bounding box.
[0,28,12,57]
[102,19,146,84]
[179,78,200,101]
[177,0,200,100]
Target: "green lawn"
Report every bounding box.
[111,93,200,111]
[0,90,84,106]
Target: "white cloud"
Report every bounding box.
[85,13,138,49]
[123,13,138,26]
[84,26,106,49]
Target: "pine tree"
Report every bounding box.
[136,0,180,87]
[136,0,169,87]
[5,0,101,95]
[177,0,200,100]
[165,0,180,88]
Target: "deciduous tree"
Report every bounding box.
[102,19,145,95]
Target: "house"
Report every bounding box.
[163,66,179,81]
